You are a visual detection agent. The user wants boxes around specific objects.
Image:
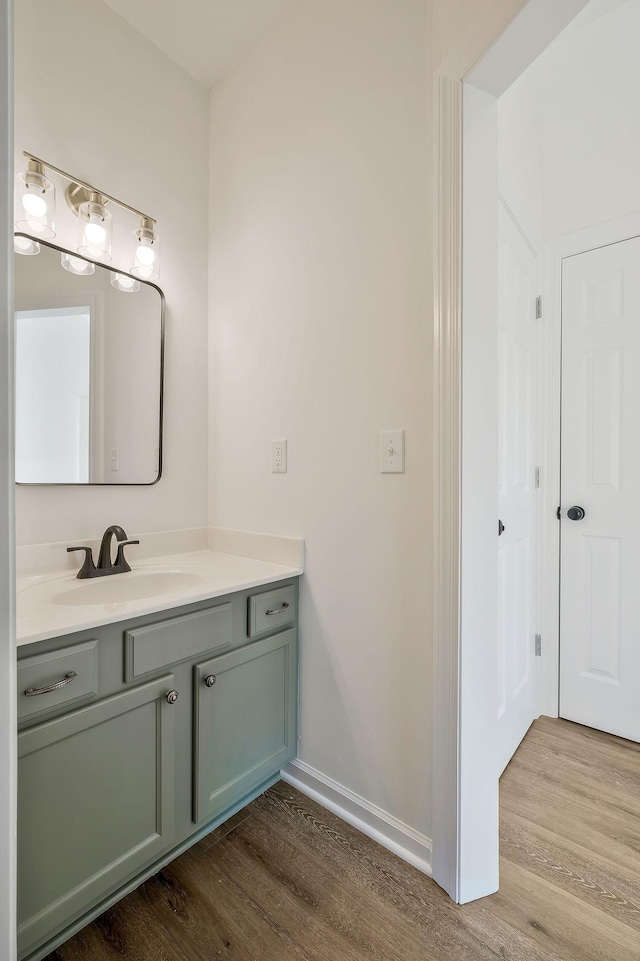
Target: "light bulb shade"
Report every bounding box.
[15,167,56,239]
[77,198,112,263]
[61,252,95,276]
[130,222,160,281]
[14,235,41,256]
[111,271,140,293]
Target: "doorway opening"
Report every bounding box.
[433,0,640,903]
[494,0,640,755]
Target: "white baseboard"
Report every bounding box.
[280,759,432,877]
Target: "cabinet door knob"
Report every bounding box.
[165,690,179,705]
[205,675,216,688]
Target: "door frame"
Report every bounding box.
[539,210,640,718]
[0,0,17,958]
[431,0,591,903]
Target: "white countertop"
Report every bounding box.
[16,548,303,647]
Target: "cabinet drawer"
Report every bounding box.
[248,584,296,637]
[18,641,99,722]
[124,603,232,681]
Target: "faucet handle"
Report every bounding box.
[67,546,97,580]
[114,539,140,573]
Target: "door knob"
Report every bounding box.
[498,519,505,536]
[567,506,586,521]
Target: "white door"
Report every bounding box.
[561,237,640,742]
[497,204,539,774]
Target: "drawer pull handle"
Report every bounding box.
[205,675,217,688]
[24,671,77,697]
[265,602,290,616]
[166,690,179,705]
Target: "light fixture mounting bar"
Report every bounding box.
[22,151,156,225]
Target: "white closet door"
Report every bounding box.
[497,204,539,775]
[561,237,640,742]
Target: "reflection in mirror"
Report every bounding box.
[14,236,164,485]
[16,304,91,482]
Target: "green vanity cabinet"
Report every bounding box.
[17,577,299,961]
[194,628,297,823]
[18,676,176,960]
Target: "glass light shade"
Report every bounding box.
[61,252,95,276]
[15,168,56,239]
[111,271,140,293]
[77,198,112,263]
[14,235,41,256]
[130,222,160,282]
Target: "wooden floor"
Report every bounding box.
[47,717,640,961]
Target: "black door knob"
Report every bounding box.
[498,519,505,536]
[567,506,585,521]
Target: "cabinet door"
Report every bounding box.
[18,676,176,959]
[194,629,297,823]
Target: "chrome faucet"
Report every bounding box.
[67,525,140,579]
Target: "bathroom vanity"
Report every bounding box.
[16,553,300,961]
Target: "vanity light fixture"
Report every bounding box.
[18,152,160,278]
[131,218,161,282]
[15,160,56,239]
[14,235,41,256]
[61,252,95,276]
[111,271,140,293]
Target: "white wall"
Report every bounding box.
[14,0,210,544]
[433,0,495,67]
[540,0,640,239]
[209,0,433,834]
[501,0,640,242]
[498,69,543,251]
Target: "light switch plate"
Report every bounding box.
[380,429,405,473]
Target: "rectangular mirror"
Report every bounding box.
[14,235,164,485]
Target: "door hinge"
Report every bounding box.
[535,634,542,657]
[535,466,541,489]
[557,506,562,520]
[536,295,543,319]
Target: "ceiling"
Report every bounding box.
[101,0,295,89]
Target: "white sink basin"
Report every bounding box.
[50,570,206,606]
[17,567,209,610]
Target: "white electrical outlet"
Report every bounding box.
[272,439,287,473]
[380,429,405,473]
